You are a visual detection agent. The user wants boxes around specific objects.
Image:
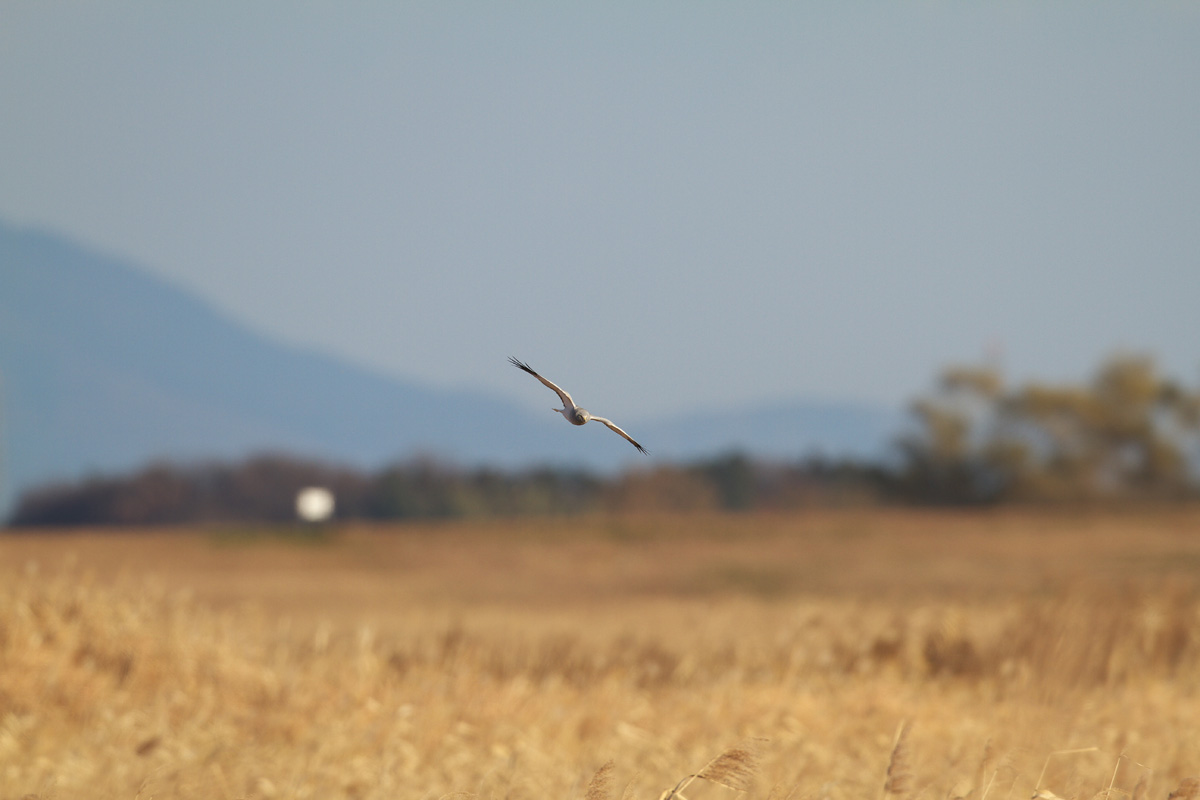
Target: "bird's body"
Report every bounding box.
[509,357,647,454]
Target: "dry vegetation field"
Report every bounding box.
[3,509,1200,800]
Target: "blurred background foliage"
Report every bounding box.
[898,354,1200,505]
[9,355,1200,526]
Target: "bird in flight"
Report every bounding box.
[509,357,647,454]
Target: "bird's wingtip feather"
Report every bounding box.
[508,356,536,374]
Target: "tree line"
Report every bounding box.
[7,354,1199,526]
[897,354,1200,504]
[7,452,888,526]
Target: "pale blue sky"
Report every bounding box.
[2,3,1198,420]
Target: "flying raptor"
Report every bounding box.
[509,357,647,454]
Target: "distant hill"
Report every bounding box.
[644,400,902,464]
[0,220,902,515]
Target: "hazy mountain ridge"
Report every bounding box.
[0,220,901,512]
[644,400,901,464]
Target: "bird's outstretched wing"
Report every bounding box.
[509,356,575,408]
[589,416,648,455]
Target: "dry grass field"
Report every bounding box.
[3,509,1200,800]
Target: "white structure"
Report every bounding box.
[295,486,335,523]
